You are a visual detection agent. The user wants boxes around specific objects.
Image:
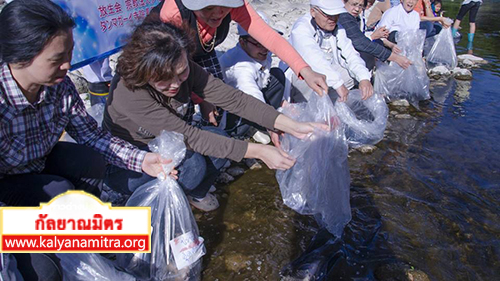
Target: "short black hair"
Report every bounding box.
[0,0,75,65]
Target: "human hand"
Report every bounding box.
[423,0,431,7]
[394,54,412,69]
[440,17,452,28]
[269,129,282,150]
[141,153,177,179]
[299,66,328,97]
[199,101,218,126]
[336,85,349,102]
[391,44,402,54]
[371,26,389,40]
[359,80,373,100]
[257,144,296,170]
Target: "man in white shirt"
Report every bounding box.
[219,12,285,144]
[284,0,373,104]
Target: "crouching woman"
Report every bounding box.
[103,18,326,212]
[0,0,172,279]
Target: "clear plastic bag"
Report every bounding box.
[334,90,388,147]
[276,92,352,237]
[426,26,457,70]
[374,30,430,107]
[57,253,135,281]
[87,103,105,127]
[117,131,204,281]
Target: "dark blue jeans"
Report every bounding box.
[104,127,229,199]
[420,21,443,38]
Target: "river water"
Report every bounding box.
[199,1,500,280]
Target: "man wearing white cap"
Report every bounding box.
[219,12,285,144]
[285,0,372,103]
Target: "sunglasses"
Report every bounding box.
[314,7,340,21]
[243,37,266,49]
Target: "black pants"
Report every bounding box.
[456,1,481,23]
[0,142,105,206]
[0,142,106,280]
[226,67,286,137]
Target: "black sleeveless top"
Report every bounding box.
[151,0,232,58]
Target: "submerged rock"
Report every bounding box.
[391,99,410,107]
[452,67,473,80]
[356,145,377,154]
[394,114,412,119]
[224,253,250,272]
[216,172,235,184]
[374,263,430,281]
[226,166,245,177]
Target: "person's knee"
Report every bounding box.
[45,142,107,180]
[270,67,286,85]
[177,152,207,191]
[13,253,63,281]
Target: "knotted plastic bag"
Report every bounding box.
[374,30,430,107]
[426,26,458,70]
[117,131,204,281]
[334,89,388,147]
[57,253,135,281]
[276,92,351,237]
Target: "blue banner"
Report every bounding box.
[53,0,160,69]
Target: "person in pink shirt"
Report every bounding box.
[155,0,327,96]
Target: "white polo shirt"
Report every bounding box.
[377,4,420,33]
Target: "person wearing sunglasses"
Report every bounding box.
[339,0,412,70]
[285,0,373,104]
[219,12,286,145]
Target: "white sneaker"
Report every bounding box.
[252,131,271,144]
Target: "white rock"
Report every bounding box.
[452,67,473,80]
[390,99,410,107]
[457,54,487,63]
[394,114,412,119]
[428,65,451,77]
[356,145,377,154]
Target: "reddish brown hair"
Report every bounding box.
[117,15,196,91]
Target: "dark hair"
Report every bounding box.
[117,15,196,91]
[0,0,75,65]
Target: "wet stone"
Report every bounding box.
[216,172,235,184]
[395,114,412,119]
[356,145,377,154]
[452,67,473,80]
[457,54,488,68]
[224,253,250,272]
[226,167,245,177]
[391,99,410,107]
[244,158,263,170]
[374,263,430,281]
[428,65,451,79]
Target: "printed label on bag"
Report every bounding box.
[169,231,205,270]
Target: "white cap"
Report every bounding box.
[310,0,347,15]
[237,11,282,37]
